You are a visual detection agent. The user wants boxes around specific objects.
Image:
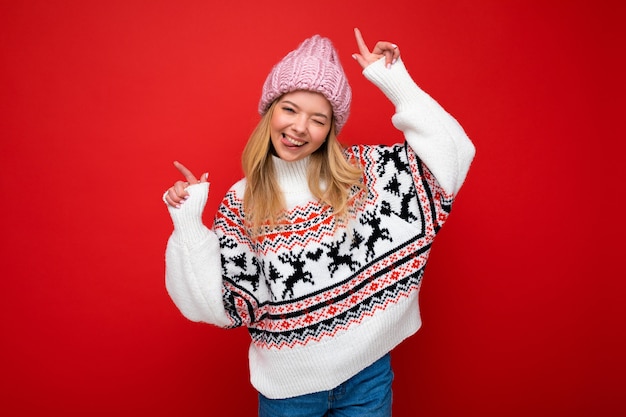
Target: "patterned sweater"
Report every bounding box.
[165,57,475,399]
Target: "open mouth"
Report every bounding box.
[283,133,305,147]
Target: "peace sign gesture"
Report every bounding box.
[352,27,400,70]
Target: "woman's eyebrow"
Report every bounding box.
[281,100,330,119]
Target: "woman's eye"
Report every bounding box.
[313,119,325,126]
[282,106,295,113]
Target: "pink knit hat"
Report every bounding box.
[258,35,351,132]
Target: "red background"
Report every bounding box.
[1,1,624,416]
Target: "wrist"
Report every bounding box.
[165,182,211,244]
[362,57,424,112]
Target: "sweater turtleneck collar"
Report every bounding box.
[272,155,310,192]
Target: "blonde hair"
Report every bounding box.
[241,100,363,235]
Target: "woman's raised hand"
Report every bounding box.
[352,27,400,70]
[163,161,208,208]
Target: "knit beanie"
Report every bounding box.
[258,35,351,132]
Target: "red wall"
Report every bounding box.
[1,1,624,416]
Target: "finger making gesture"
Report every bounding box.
[352,27,400,69]
[163,161,208,208]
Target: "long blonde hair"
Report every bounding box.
[241,100,363,234]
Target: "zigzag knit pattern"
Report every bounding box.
[213,142,452,350]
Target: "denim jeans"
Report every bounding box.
[258,353,393,417]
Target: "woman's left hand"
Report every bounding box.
[352,27,400,70]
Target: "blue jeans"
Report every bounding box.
[258,353,393,417]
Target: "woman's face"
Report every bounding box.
[270,90,333,162]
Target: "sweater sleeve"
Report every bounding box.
[164,182,232,327]
[362,57,475,196]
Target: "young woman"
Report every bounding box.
[163,28,475,417]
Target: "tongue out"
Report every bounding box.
[283,133,305,148]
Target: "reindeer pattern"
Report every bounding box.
[218,143,431,302]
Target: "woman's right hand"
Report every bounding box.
[163,161,208,208]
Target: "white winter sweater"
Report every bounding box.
[164,57,475,399]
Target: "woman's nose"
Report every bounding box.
[291,114,307,133]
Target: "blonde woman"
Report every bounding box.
[163,28,475,417]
